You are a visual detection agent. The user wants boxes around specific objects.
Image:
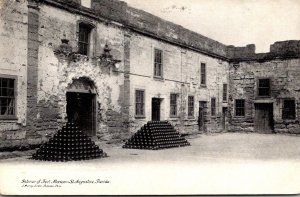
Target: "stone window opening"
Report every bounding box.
[282,99,296,120]
[223,84,228,102]
[258,78,271,97]
[154,48,163,78]
[188,96,194,118]
[170,93,178,117]
[78,22,95,56]
[135,89,145,118]
[211,97,216,116]
[0,77,16,120]
[200,63,206,85]
[235,99,245,117]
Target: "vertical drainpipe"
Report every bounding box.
[26,0,40,138]
[180,48,184,129]
[123,30,132,132]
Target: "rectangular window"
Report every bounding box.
[188,96,194,117]
[223,84,227,102]
[258,78,270,97]
[282,99,296,119]
[0,77,16,119]
[78,23,92,55]
[170,94,178,117]
[235,99,245,117]
[200,63,206,85]
[154,49,163,78]
[135,90,145,117]
[211,97,216,116]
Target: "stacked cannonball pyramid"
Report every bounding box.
[123,121,190,150]
[31,122,106,162]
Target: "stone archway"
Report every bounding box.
[66,77,97,136]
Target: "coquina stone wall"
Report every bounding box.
[228,41,300,134]
[128,33,229,135]
[1,0,300,151]
[0,0,30,149]
[36,3,131,144]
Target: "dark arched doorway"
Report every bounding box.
[66,77,97,136]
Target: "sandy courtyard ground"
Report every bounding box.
[0,133,300,195]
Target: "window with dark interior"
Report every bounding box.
[200,63,206,85]
[0,77,16,119]
[282,99,296,119]
[211,97,216,116]
[258,78,270,97]
[78,23,92,55]
[235,99,245,117]
[135,90,145,117]
[188,96,194,117]
[154,49,163,78]
[170,94,177,117]
[223,84,227,102]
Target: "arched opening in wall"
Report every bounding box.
[66,77,97,136]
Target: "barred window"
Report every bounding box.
[78,23,92,55]
[135,90,145,117]
[188,96,194,117]
[211,97,216,116]
[223,84,227,102]
[282,99,295,119]
[170,94,178,117]
[258,79,270,97]
[0,78,16,118]
[154,49,163,77]
[235,99,245,117]
[200,63,206,85]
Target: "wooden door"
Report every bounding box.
[254,103,274,133]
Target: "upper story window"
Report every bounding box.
[170,93,178,117]
[135,89,145,117]
[211,97,216,116]
[282,99,296,120]
[223,84,227,102]
[200,63,206,85]
[154,49,163,78]
[235,99,245,117]
[0,77,16,119]
[258,78,270,97]
[78,23,93,56]
[188,96,194,118]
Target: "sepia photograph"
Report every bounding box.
[0,0,300,195]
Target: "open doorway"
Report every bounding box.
[198,101,207,132]
[222,107,228,131]
[66,92,96,136]
[152,98,162,121]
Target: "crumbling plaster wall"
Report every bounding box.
[228,58,300,134]
[36,4,127,143]
[0,0,28,143]
[128,34,229,134]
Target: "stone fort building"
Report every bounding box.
[0,0,299,149]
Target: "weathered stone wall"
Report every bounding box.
[35,4,129,144]
[228,58,300,134]
[227,44,256,59]
[91,0,228,58]
[0,0,29,147]
[128,33,229,135]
